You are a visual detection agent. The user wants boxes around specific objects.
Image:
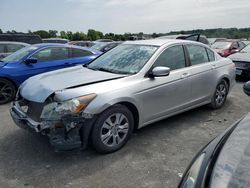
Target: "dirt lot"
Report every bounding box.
[0,81,249,188]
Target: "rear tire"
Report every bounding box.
[0,78,16,104]
[91,104,134,154]
[209,80,228,109]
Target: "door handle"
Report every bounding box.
[181,72,189,79]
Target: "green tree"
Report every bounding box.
[96,31,104,39]
[33,30,51,38]
[60,31,67,39]
[72,32,81,40]
[48,30,58,38]
[66,31,73,40]
[152,33,158,38]
[87,29,98,41]
[79,32,87,40]
[0,29,2,34]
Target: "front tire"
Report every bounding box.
[0,78,16,104]
[91,104,134,154]
[209,80,228,109]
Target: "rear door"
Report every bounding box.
[186,44,217,104]
[138,45,192,124]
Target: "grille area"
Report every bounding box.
[17,97,47,122]
[233,61,250,68]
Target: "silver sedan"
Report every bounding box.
[10,39,235,153]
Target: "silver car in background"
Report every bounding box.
[0,41,29,59]
[10,39,235,153]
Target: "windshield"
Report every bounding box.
[2,46,38,62]
[211,41,231,49]
[90,42,110,51]
[241,45,250,53]
[87,44,158,74]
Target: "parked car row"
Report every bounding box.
[157,34,210,45]
[211,40,246,57]
[90,41,122,53]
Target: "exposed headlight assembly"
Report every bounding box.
[179,153,205,188]
[40,93,96,120]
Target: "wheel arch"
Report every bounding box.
[0,76,18,90]
[222,77,230,90]
[88,98,141,130]
[217,75,230,91]
[116,101,140,130]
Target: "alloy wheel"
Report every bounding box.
[100,113,129,147]
[215,84,227,106]
[0,80,14,104]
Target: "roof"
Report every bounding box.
[32,43,101,54]
[123,39,200,47]
[156,34,207,39]
[0,41,30,45]
[43,38,69,41]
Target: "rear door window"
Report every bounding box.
[153,45,186,71]
[186,45,209,65]
[206,49,215,62]
[32,47,69,62]
[231,42,239,49]
[71,48,93,58]
[6,44,25,53]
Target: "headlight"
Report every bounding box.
[40,93,96,120]
[180,153,205,188]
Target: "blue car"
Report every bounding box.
[0,43,101,104]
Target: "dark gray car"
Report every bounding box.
[179,82,250,188]
[228,44,250,78]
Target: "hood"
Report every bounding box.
[20,66,125,102]
[228,52,250,62]
[210,113,250,188]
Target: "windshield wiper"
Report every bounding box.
[97,68,115,73]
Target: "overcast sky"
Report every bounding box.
[1,0,250,34]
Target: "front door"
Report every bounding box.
[137,45,192,125]
[17,46,71,82]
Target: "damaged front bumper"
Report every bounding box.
[10,101,95,151]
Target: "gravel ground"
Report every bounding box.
[0,82,249,188]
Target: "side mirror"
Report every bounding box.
[149,66,170,77]
[24,57,38,64]
[243,81,250,96]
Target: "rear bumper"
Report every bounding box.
[10,101,96,151]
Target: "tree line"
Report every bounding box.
[0,28,250,41]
